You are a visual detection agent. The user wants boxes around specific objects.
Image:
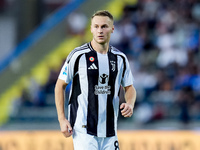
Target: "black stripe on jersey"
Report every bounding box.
[118,54,126,78]
[69,54,83,128]
[67,44,89,63]
[106,51,118,137]
[85,50,99,136]
[108,45,112,53]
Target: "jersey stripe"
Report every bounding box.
[86,50,99,136]
[106,51,118,137]
[69,54,83,128]
[117,54,126,78]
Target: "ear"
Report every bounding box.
[111,25,114,33]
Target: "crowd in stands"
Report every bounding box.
[15,0,200,126]
[110,0,200,124]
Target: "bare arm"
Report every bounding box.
[55,79,73,137]
[120,85,136,117]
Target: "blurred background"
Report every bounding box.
[0,0,200,148]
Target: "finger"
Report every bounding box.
[121,109,130,116]
[61,124,72,134]
[64,121,73,132]
[121,107,133,116]
[68,128,73,134]
[63,129,73,137]
[121,106,128,113]
[63,132,71,138]
[123,111,133,117]
[67,123,73,133]
[120,103,125,109]
[68,129,73,135]
[124,113,132,117]
[67,124,72,131]
[121,104,131,113]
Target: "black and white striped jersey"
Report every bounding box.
[58,42,134,137]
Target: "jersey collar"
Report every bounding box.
[88,42,112,53]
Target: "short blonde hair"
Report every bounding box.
[91,10,114,22]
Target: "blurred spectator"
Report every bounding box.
[67,11,88,35]
[19,76,46,107]
[110,0,200,124]
[176,86,195,124]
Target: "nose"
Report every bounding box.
[98,27,103,33]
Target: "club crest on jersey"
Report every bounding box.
[110,61,116,72]
[89,57,95,62]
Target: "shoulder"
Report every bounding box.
[66,43,90,63]
[110,46,127,58]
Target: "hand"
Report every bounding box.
[59,119,73,138]
[120,103,133,117]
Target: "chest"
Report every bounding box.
[79,52,120,80]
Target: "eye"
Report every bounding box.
[102,25,108,28]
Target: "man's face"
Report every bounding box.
[91,16,114,44]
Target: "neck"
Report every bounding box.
[91,40,109,54]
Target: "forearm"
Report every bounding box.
[55,79,67,121]
[124,85,136,108]
[55,79,73,137]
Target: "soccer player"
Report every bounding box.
[55,10,136,150]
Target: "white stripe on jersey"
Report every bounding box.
[97,53,109,137]
[74,54,88,134]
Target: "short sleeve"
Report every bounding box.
[58,57,74,84]
[121,56,134,87]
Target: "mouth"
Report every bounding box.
[98,36,104,39]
